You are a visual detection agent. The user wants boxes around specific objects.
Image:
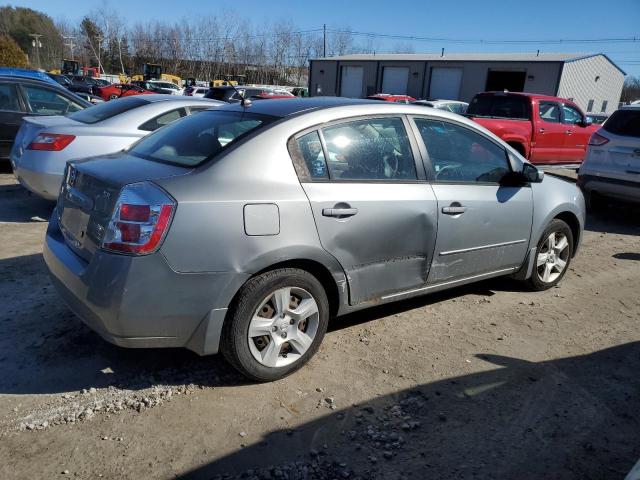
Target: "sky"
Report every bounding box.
[5,0,640,76]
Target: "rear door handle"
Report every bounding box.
[565,130,574,135]
[442,205,467,215]
[322,207,358,218]
[538,128,545,133]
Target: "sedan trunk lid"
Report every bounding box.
[57,153,190,262]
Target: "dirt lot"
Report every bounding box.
[1,169,639,480]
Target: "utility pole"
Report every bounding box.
[62,35,76,60]
[29,33,43,69]
[323,24,326,58]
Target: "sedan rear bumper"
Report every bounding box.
[44,213,249,355]
[13,165,61,201]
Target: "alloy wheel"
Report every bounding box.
[536,231,570,283]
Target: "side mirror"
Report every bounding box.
[522,163,544,183]
[581,117,593,127]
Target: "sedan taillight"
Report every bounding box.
[588,132,609,146]
[27,133,75,151]
[102,182,175,255]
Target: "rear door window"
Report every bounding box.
[23,85,84,115]
[539,102,561,123]
[0,83,22,112]
[320,117,417,181]
[138,108,187,131]
[602,109,640,138]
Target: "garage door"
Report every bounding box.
[429,67,463,100]
[340,66,364,98]
[381,67,409,95]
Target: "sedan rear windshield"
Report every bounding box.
[69,96,150,124]
[602,109,640,138]
[129,110,275,167]
[467,95,531,120]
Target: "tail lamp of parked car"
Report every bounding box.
[27,133,75,151]
[588,132,610,146]
[101,182,175,255]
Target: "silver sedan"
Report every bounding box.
[44,98,585,382]
[10,95,223,200]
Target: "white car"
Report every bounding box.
[578,105,640,206]
[184,86,210,98]
[413,99,469,114]
[149,80,183,96]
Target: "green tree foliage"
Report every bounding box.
[0,35,28,67]
[0,6,63,69]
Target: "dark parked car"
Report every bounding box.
[0,75,90,164]
[70,75,110,94]
[47,73,94,95]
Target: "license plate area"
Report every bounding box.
[60,206,91,249]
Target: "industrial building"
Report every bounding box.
[308,53,625,115]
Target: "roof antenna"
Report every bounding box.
[536,49,540,57]
[226,75,251,108]
[441,48,445,57]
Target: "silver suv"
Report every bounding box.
[578,105,640,206]
[44,98,585,381]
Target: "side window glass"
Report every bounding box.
[539,102,560,123]
[188,106,211,115]
[296,131,328,179]
[138,108,186,132]
[321,117,417,181]
[414,118,509,183]
[24,86,83,115]
[0,83,21,112]
[562,105,582,124]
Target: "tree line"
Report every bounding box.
[0,6,378,85]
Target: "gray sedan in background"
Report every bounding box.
[10,95,223,200]
[44,98,585,382]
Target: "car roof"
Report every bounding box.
[0,69,60,87]
[132,94,221,104]
[218,97,384,117]
[620,104,640,110]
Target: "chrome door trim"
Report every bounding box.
[380,267,517,300]
[439,239,527,256]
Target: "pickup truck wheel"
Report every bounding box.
[221,268,329,382]
[527,219,573,291]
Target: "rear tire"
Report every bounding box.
[527,219,573,291]
[221,268,329,382]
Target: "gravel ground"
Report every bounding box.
[0,169,639,480]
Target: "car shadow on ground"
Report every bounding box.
[585,201,640,236]
[176,342,640,480]
[0,183,54,223]
[0,252,539,397]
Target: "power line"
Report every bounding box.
[325,28,639,45]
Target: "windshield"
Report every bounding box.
[205,88,230,101]
[603,109,640,138]
[129,110,275,166]
[467,95,531,120]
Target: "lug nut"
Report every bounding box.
[272,326,278,332]
[290,319,295,325]
[281,332,287,339]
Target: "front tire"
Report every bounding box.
[221,268,329,382]
[527,219,573,291]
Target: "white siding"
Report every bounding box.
[557,55,624,115]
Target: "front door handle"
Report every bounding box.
[538,127,545,133]
[442,205,467,215]
[565,130,574,135]
[322,207,358,218]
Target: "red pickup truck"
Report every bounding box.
[466,92,599,164]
